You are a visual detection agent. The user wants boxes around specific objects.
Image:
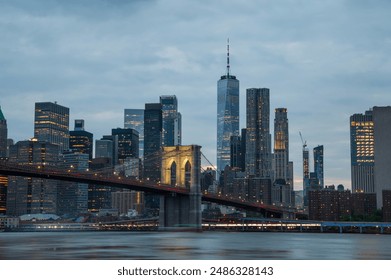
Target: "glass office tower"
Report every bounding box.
[217,41,239,173]
[160,95,181,147]
[34,102,70,152]
[350,110,374,193]
[124,109,144,158]
[245,88,272,178]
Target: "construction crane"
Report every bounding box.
[299,131,307,150]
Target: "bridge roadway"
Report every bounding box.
[0,162,292,217]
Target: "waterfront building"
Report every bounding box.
[34,102,70,152]
[0,175,7,214]
[373,106,391,208]
[350,110,374,193]
[217,40,239,173]
[160,95,181,146]
[309,187,378,221]
[350,107,391,208]
[111,128,139,164]
[124,109,144,158]
[308,187,351,221]
[6,139,60,216]
[382,190,391,222]
[0,107,7,214]
[69,119,93,160]
[351,192,377,218]
[0,106,7,158]
[245,88,272,178]
[111,191,144,216]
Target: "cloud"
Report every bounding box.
[1,0,391,189]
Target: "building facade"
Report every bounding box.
[0,107,7,158]
[373,106,391,208]
[313,145,324,188]
[273,108,289,183]
[124,109,144,158]
[6,139,60,216]
[160,95,182,146]
[57,152,89,216]
[111,128,139,164]
[143,103,162,182]
[350,107,391,208]
[245,88,272,178]
[350,110,374,193]
[34,102,70,152]
[69,119,93,160]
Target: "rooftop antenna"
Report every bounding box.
[226,38,230,77]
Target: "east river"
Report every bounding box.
[1,231,391,259]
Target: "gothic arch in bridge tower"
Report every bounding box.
[160,145,202,229]
[161,146,199,191]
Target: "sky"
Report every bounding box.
[1,0,391,190]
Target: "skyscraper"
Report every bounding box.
[0,106,7,158]
[0,107,7,214]
[217,40,239,173]
[112,128,139,164]
[124,109,144,158]
[143,103,162,182]
[57,151,89,216]
[245,88,272,178]
[160,95,182,146]
[7,139,60,216]
[273,108,289,183]
[69,119,93,160]
[34,102,70,152]
[373,106,391,208]
[95,138,114,164]
[313,145,324,188]
[350,110,374,193]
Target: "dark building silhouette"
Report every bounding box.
[309,187,377,221]
[382,190,391,222]
[88,157,113,213]
[111,128,139,164]
[0,107,7,158]
[143,103,162,182]
[69,120,93,160]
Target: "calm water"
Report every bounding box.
[1,231,391,260]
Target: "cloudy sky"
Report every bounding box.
[1,0,391,190]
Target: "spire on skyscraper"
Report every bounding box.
[226,38,230,77]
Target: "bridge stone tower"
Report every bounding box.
[159,145,202,229]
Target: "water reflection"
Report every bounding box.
[1,231,391,260]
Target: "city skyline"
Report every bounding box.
[1,1,391,190]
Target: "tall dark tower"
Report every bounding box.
[245,88,272,178]
[0,106,7,158]
[217,39,239,173]
[143,103,162,182]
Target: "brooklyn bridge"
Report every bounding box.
[0,145,298,229]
